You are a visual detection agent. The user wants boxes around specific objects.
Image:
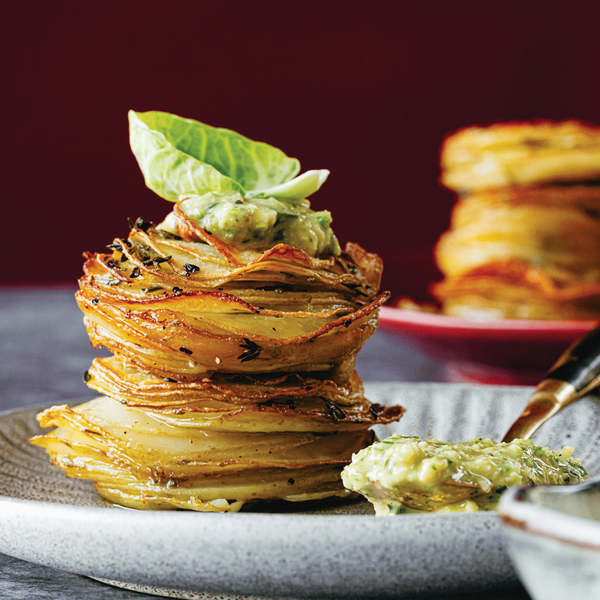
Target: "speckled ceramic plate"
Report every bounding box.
[1,383,600,599]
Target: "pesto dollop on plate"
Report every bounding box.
[342,435,588,515]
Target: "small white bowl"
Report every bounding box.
[498,476,600,600]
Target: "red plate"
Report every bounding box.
[378,305,598,385]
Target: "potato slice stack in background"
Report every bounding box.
[432,120,600,320]
[32,198,401,512]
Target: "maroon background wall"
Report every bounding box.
[5,1,600,300]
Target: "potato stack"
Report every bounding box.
[431,120,600,320]
[31,206,401,512]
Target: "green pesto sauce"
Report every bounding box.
[341,435,588,515]
[159,191,340,257]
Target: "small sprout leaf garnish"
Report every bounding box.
[130,267,141,279]
[246,169,329,201]
[238,338,261,362]
[129,110,301,201]
[83,371,91,382]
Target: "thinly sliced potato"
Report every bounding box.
[34,210,401,511]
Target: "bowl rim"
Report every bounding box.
[498,483,600,551]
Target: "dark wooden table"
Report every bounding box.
[0,288,531,599]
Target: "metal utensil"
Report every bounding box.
[502,323,600,442]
